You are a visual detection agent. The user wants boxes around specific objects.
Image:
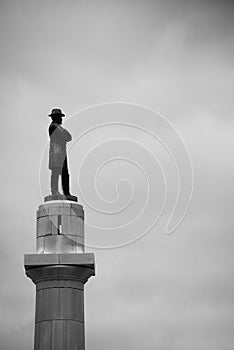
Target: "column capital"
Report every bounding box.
[24,253,95,285]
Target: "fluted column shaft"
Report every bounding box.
[26,265,94,350]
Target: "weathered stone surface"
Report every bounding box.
[36,207,49,218]
[24,253,95,268]
[37,216,52,236]
[51,320,67,350]
[24,254,59,266]
[35,288,43,322]
[25,265,95,287]
[59,253,95,267]
[73,288,84,321]
[61,215,84,235]
[48,206,71,216]
[43,235,76,254]
[38,321,52,350]
[25,263,94,350]
[51,215,60,235]
[34,322,40,350]
[36,236,45,253]
[59,287,74,319]
[67,321,84,350]
[70,204,84,218]
[75,242,84,253]
[46,288,60,320]
[77,322,85,350]
[36,201,85,253]
[24,256,95,287]
[35,287,83,322]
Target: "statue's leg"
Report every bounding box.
[61,157,71,196]
[51,167,61,196]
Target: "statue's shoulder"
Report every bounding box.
[49,122,59,136]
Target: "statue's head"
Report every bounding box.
[48,108,65,124]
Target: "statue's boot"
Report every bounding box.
[62,174,77,201]
[62,174,71,196]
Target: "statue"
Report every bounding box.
[44,108,77,202]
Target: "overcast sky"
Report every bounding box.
[0,0,234,349]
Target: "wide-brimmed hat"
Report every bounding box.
[48,108,65,117]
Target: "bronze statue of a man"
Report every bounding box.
[46,108,77,202]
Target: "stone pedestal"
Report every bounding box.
[36,201,84,254]
[24,201,95,350]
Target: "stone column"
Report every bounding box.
[24,201,95,350]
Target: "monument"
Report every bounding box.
[24,108,95,350]
[45,108,77,202]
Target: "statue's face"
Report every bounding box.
[52,116,62,124]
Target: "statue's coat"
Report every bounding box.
[48,122,72,171]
